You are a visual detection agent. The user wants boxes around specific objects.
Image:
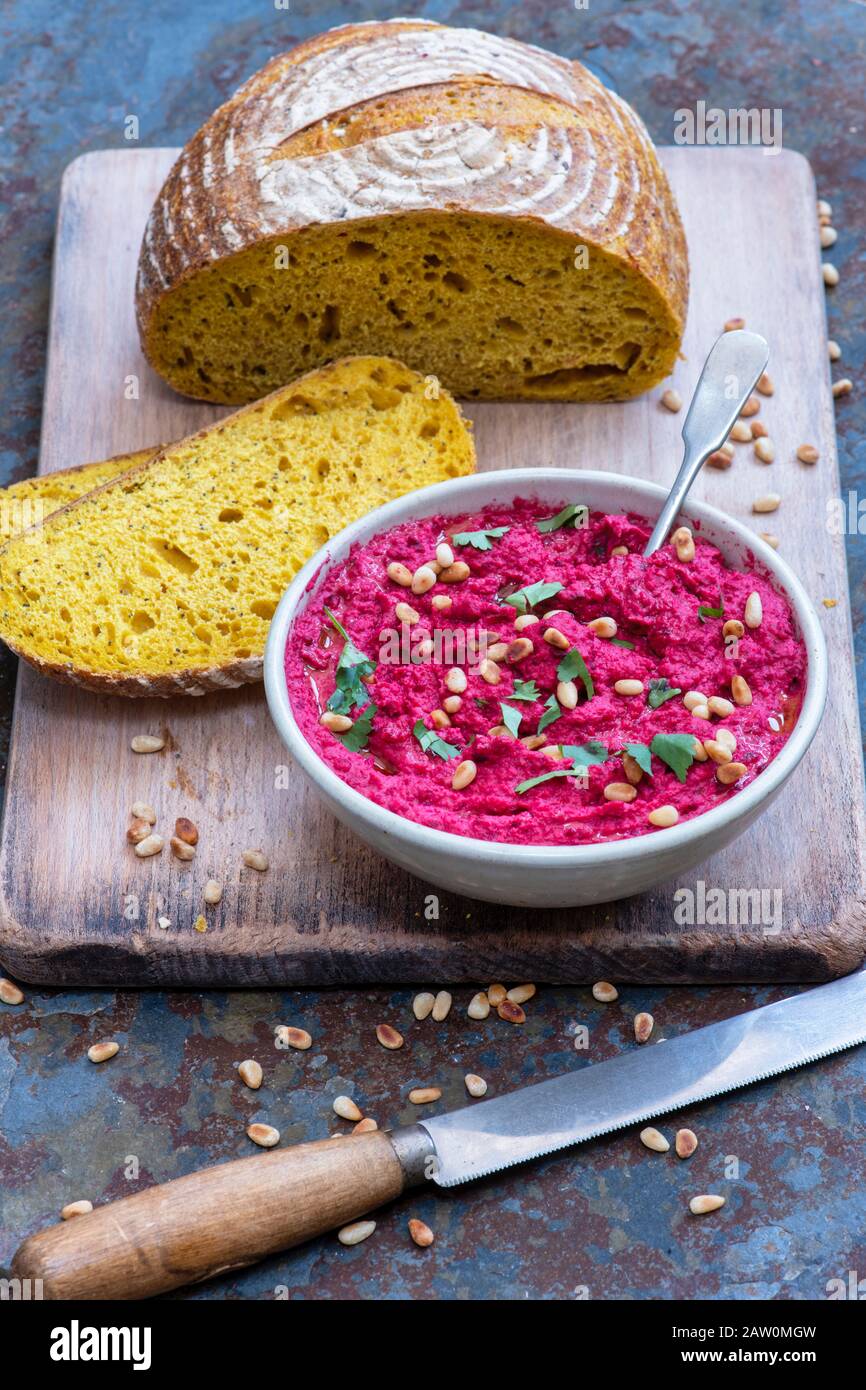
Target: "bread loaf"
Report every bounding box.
[0,356,475,696]
[136,19,687,406]
[0,448,157,543]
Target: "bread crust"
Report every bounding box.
[135,20,688,398]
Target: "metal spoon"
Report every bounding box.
[643,329,770,556]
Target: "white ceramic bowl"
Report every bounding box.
[264,469,827,908]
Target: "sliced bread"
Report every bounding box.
[0,356,474,696]
[0,448,158,543]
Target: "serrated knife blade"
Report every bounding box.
[418,970,866,1187]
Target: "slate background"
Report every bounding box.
[0,0,864,1300]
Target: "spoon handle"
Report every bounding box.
[643,329,770,556]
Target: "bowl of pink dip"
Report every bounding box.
[264,470,826,907]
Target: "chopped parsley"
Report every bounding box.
[325,607,376,714]
[610,637,635,650]
[649,732,697,783]
[515,767,587,795]
[509,678,541,702]
[535,504,589,535]
[557,647,594,700]
[537,693,563,734]
[504,580,563,615]
[559,740,609,768]
[499,702,523,737]
[413,719,460,761]
[451,525,510,551]
[647,677,681,710]
[698,599,725,623]
[622,741,653,777]
[337,703,377,753]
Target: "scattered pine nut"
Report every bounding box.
[816,199,832,219]
[436,541,455,569]
[338,1220,376,1246]
[689,1194,725,1216]
[395,601,420,625]
[387,561,413,587]
[497,999,526,1024]
[634,1012,654,1043]
[556,679,578,710]
[744,592,763,628]
[442,695,462,715]
[647,805,678,829]
[796,444,819,464]
[486,641,509,662]
[409,1087,442,1104]
[754,438,775,464]
[751,420,768,439]
[724,316,746,331]
[722,619,744,639]
[130,734,164,754]
[592,981,618,1003]
[445,667,467,695]
[487,984,507,1006]
[376,1023,404,1050]
[716,727,736,752]
[756,372,774,396]
[822,263,839,287]
[729,420,752,443]
[61,1200,93,1220]
[126,817,152,845]
[707,696,734,718]
[275,1025,312,1050]
[87,1040,119,1064]
[452,759,477,791]
[432,990,452,1021]
[676,1128,698,1159]
[333,1095,362,1122]
[506,637,534,664]
[752,494,780,514]
[174,817,198,846]
[431,594,452,612]
[430,709,451,730]
[703,739,733,766]
[479,658,501,685]
[717,761,747,785]
[614,679,643,696]
[661,387,682,412]
[353,1117,378,1134]
[587,615,618,638]
[320,710,353,733]
[731,674,752,706]
[204,880,223,905]
[543,626,570,650]
[413,992,435,1021]
[238,1059,263,1090]
[170,836,196,861]
[760,531,780,549]
[671,526,695,562]
[411,564,438,595]
[507,984,536,1004]
[468,991,490,1020]
[0,978,24,1005]
[622,752,644,786]
[131,802,156,824]
[134,834,163,858]
[819,225,837,248]
[832,378,853,398]
[465,1073,488,1097]
[691,703,711,721]
[640,1127,670,1153]
[691,738,709,761]
[740,395,760,418]
[683,690,708,711]
[828,339,841,361]
[242,849,269,871]
[603,781,637,803]
[408,1218,434,1248]
[707,450,732,470]
[439,561,471,583]
[514,612,540,631]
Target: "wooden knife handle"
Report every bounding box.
[12,1131,410,1300]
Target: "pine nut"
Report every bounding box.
[797,444,819,464]
[556,679,578,709]
[756,372,774,396]
[395,601,420,625]
[436,542,454,568]
[729,420,752,442]
[671,526,695,562]
[707,696,734,718]
[723,620,744,639]
[376,1023,404,1050]
[408,1218,434,1248]
[452,759,477,791]
[487,984,507,1006]
[634,1011,654,1043]
[514,613,540,630]
[126,817,152,845]
[754,438,775,464]
[465,1073,488,1097]
[411,564,438,595]
[731,674,752,706]
[707,450,732,470]
[521,734,547,750]
[431,709,451,729]
[611,544,629,555]
[507,984,536,1004]
[661,387,682,412]
[751,420,768,438]
[170,836,196,861]
[333,1095,362,1121]
[387,561,413,587]
[432,990,452,1021]
[338,1219,376,1246]
[432,594,452,611]
[647,805,678,828]
[131,734,164,754]
[640,1127,670,1153]
[833,378,853,398]
[61,1200,93,1220]
[0,978,24,1005]
[603,781,637,803]
[816,199,832,218]
[439,561,470,583]
[497,1000,526,1024]
[443,695,462,714]
[134,834,163,858]
[276,1025,312,1050]
[409,1087,442,1104]
[703,739,733,766]
[238,1059,263,1090]
[131,801,156,823]
[588,616,618,638]
[204,880,223,905]
[174,817,198,846]
[752,494,780,513]
[822,263,839,287]
[506,637,534,663]
[87,1041,119,1064]
[739,395,760,417]
[540,744,562,759]
[413,992,435,1020]
[445,667,467,694]
[724,316,746,331]
[717,761,747,785]
[622,752,644,785]
[543,626,570,650]
[689,1194,725,1215]
[715,727,737,752]
[321,711,353,733]
[744,592,763,628]
[592,981,618,1002]
[683,690,708,711]
[691,737,708,761]
[828,339,841,361]
[353,1117,378,1134]
[242,849,269,871]
[676,1128,698,1158]
[485,642,508,663]
[691,703,711,720]
[614,679,643,696]
[487,724,512,739]
[468,991,490,1019]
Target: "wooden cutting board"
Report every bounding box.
[1,146,863,986]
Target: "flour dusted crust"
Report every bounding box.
[136,19,687,385]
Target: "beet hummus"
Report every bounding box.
[285,499,806,846]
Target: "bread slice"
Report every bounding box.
[136,19,687,406]
[0,356,474,696]
[0,448,158,544]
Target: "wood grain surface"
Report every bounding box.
[0,146,862,986]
